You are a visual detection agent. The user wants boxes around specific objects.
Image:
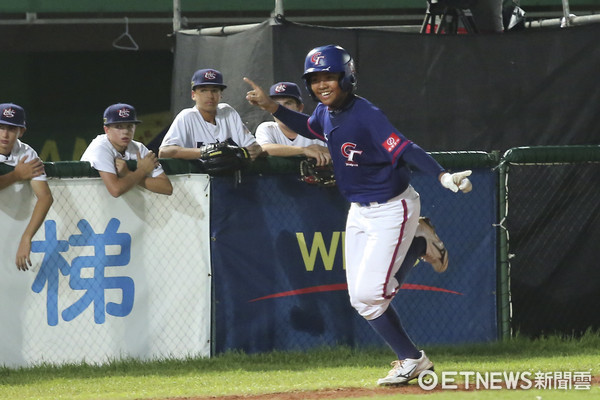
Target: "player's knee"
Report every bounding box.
[352,285,383,306]
[351,300,387,320]
[350,291,389,320]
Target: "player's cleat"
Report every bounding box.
[376,350,434,386]
[416,217,449,273]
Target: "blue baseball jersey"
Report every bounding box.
[273,95,445,203]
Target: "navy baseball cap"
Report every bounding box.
[103,103,142,125]
[269,82,303,103]
[191,69,227,89]
[0,103,26,128]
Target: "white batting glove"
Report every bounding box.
[458,176,472,193]
[440,170,472,193]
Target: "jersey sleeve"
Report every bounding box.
[365,104,444,177]
[160,112,194,148]
[23,145,47,181]
[228,107,257,147]
[255,122,275,145]
[272,104,324,141]
[364,106,412,162]
[401,143,445,177]
[81,141,118,175]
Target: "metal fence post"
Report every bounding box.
[497,158,512,340]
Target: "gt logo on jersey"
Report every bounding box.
[311,52,325,66]
[341,142,363,166]
[383,133,401,152]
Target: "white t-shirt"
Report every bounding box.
[255,121,326,147]
[80,134,164,178]
[0,139,47,181]
[160,104,256,150]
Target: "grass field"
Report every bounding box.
[0,332,598,400]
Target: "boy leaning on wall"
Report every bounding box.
[81,103,173,198]
[0,103,53,271]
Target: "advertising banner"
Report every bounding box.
[211,170,497,354]
[0,175,211,367]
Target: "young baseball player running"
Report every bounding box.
[81,103,172,197]
[255,81,331,166]
[244,45,472,385]
[0,103,54,271]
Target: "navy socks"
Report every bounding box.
[368,306,421,360]
[367,236,427,360]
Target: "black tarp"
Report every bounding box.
[173,20,600,152]
[507,162,600,337]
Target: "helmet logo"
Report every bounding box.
[118,108,130,118]
[274,84,287,93]
[311,52,325,66]
[2,108,15,119]
[204,70,217,80]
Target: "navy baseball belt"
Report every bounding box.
[357,200,387,207]
[355,186,411,207]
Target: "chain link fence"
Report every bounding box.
[500,146,600,338]
[0,162,211,367]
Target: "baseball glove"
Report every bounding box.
[199,143,251,174]
[299,158,336,187]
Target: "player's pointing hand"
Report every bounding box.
[243,77,279,114]
[440,170,472,193]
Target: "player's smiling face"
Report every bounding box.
[105,123,135,153]
[309,72,348,110]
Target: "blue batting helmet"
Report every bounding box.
[302,44,357,101]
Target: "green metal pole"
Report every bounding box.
[497,160,511,340]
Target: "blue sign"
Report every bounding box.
[211,170,497,354]
[31,218,134,325]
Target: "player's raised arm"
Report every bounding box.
[243,77,279,114]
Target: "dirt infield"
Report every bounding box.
[170,375,600,400]
[173,385,430,400]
